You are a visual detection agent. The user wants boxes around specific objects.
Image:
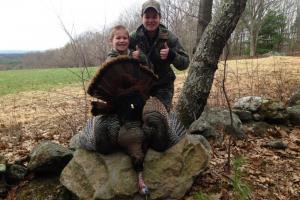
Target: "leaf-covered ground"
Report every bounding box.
[1,56,300,199]
[185,127,300,200]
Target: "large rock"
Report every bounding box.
[60,135,210,200]
[287,105,300,125]
[232,109,253,122]
[0,155,6,174]
[258,100,288,124]
[0,155,7,198]
[233,96,289,124]
[189,107,246,139]
[233,96,264,112]
[28,141,73,174]
[288,89,300,106]
[5,164,27,184]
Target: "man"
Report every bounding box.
[130,0,190,112]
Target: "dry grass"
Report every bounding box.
[1,56,299,162]
[210,56,300,106]
[0,87,89,161]
[0,56,299,199]
[174,56,300,107]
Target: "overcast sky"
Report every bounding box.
[0,0,143,51]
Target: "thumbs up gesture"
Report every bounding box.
[160,42,169,60]
[132,45,141,60]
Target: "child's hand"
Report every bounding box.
[160,42,169,60]
[132,45,141,60]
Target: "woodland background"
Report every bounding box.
[1,0,300,70]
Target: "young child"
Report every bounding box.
[106,25,147,64]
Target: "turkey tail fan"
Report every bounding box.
[88,56,158,103]
[166,111,187,147]
[143,97,187,148]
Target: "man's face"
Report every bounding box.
[142,8,160,33]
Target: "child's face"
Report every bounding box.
[112,29,129,54]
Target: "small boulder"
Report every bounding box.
[233,109,253,122]
[250,122,273,138]
[288,89,300,106]
[189,118,220,140]
[0,155,7,198]
[287,105,300,125]
[0,155,6,174]
[28,141,73,175]
[190,107,246,139]
[233,96,263,112]
[262,139,288,150]
[258,100,288,124]
[5,164,27,184]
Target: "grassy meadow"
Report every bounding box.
[0,67,97,96]
[1,56,299,104]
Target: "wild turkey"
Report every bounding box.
[78,56,186,195]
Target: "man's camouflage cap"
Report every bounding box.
[142,0,161,15]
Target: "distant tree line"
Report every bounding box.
[6,0,300,69]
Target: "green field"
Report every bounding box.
[0,67,97,96]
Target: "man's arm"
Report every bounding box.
[167,33,190,70]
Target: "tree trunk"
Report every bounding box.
[249,28,257,57]
[196,0,213,44]
[176,0,248,127]
[296,5,300,51]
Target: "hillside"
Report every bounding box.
[0,53,25,70]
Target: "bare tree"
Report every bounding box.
[295,1,300,51]
[241,0,281,56]
[160,0,199,55]
[176,0,248,127]
[115,5,141,32]
[196,0,213,44]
